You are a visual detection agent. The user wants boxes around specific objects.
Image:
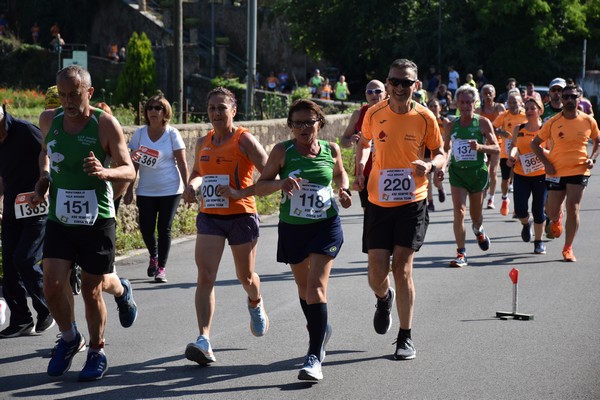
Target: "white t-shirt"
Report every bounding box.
[448,70,460,90]
[129,125,185,196]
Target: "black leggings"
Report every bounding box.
[136,194,182,267]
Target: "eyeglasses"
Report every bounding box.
[366,89,383,95]
[387,77,416,88]
[561,94,579,100]
[146,105,164,111]
[290,119,319,129]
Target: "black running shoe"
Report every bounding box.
[373,288,395,334]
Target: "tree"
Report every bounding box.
[273,0,600,88]
[115,32,157,106]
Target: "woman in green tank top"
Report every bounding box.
[256,99,352,381]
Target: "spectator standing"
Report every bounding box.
[320,78,332,100]
[278,68,290,92]
[266,71,279,91]
[309,69,324,98]
[334,75,350,101]
[447,65,460,96]
[476,69,488,90]
[497,78,517,105]
[31,22,40,44]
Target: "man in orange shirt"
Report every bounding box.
[355,59,445,360]
[531,84,599,262]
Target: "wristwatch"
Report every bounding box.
[430,163,437,173]
[341,188,352,197]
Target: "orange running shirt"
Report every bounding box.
[493,110,527,159]
[537,111,599,177]
[193,126,257,215]
[478,104,500,123]
[361,100,443,207]
[513,125,545,177]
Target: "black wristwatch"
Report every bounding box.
[341,188,352,197]
[430,163,437,173]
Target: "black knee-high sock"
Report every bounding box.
[306,302,327,358]
[299,298,309,319]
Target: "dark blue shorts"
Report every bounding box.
[196,212,259,245]
[277,216,343,265]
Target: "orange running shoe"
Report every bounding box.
[500,198,510,216]
[562,246,576,262]
[549,211,563,239]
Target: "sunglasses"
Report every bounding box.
[387,77,416,88]
[561,94,579,100]
[366,89,383,95]
[146,105,164,111]
[290,119,318,129]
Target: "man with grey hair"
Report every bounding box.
[30,65,137,381]
[0,104,53,339]
[341,79,387,209]
[356,59,445,360]
[444,84,499,267]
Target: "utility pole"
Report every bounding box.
[211,1,216,77]
[175,0,184,122]
[245,0,257,119]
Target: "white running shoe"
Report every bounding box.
[185,335,216,365]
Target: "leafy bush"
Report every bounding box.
[261,92,289,119]
[291,86,311,102]
[115,32,157,107]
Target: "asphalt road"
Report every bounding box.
[1,170,599,400]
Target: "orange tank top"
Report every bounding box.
[193,126,257,215]
[478,103,500,122]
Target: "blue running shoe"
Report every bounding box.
[298,354,323,381]
[248,298,269,337]
[78,351,108,381]
[47,332,83,376]
[115,278,137,328]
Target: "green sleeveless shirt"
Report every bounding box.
[449,114,487,168]
[279,139,338,225]
[46,107,114,225]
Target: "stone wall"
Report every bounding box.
[123,113,352,167]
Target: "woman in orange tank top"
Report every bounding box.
[182,87,270,365]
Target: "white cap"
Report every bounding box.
[549,77,566,89]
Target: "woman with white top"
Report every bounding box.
[124,95,188,283]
